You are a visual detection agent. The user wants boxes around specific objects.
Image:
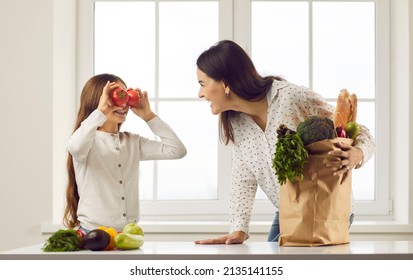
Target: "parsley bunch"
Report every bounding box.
[43,229,83,252]
[272,125,309,185]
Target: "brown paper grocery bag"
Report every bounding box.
[278,138,352,247]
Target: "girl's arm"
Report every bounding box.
[129,89,156,122]
[67,81,121,162]
[138,116,187,160]
[129,89,187,160]
[66,110,107,163]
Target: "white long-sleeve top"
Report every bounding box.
[67,110,187,232]
[229,80,375,234]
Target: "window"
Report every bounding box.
[73,0,390,222]
[89,0,232,219]
[94,1,220,202]
[248,0,389,215]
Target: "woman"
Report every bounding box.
[63,73,187,233]
[194,40,375,244]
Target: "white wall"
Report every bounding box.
[1,0,413,252]
[0,0,54,251]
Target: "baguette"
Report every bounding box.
[348,93,358,122]
[333,89,352,127]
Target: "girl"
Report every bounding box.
[63,73,187,233]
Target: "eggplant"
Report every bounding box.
[83,229,110,251]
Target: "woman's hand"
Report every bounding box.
[97,81,124,115]
[325,141,363,176]
[130,89,156,122]
[194,231,248,245]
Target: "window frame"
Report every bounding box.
[235,0,391,216]
[67,0,391,224]
[76,0,256,221]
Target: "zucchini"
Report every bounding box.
[114,233,144,250]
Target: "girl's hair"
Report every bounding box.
[196,40,284,144]
[63,73,126,228]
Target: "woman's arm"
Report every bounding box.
[302,87,376,172]
[228,144,258,235]
[194,144,255,245]
[194,231,248,245]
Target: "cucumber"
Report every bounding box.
[114,233,144,250]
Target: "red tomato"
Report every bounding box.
[127,88,140,107]
[76,228,86,239]
[110,87,129,107]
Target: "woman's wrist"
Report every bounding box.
[354,147,364,168]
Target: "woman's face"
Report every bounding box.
[197,68,229,115]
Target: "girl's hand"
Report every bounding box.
[194,231,248,245]
[130,89,156,121]
[97,81,124,115]
[325,141,363,176]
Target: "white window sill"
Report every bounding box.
[41,221,413,234]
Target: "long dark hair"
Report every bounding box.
[196,40,284,144]
[63,73,126,228]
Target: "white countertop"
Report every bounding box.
[1,241,413,260]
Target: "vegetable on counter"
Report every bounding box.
[114,233,144,250]
[42,229,83,252]
[123,222,144,236]
[82,229,110,251]
[44,223,145,252]
[97,226,117,250]
[113,222,145,250]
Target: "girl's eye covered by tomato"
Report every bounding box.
[109,87,129,107]
[126,88,140,107]
[110,87,140,107]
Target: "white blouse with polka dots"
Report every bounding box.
[228,80,375,235]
